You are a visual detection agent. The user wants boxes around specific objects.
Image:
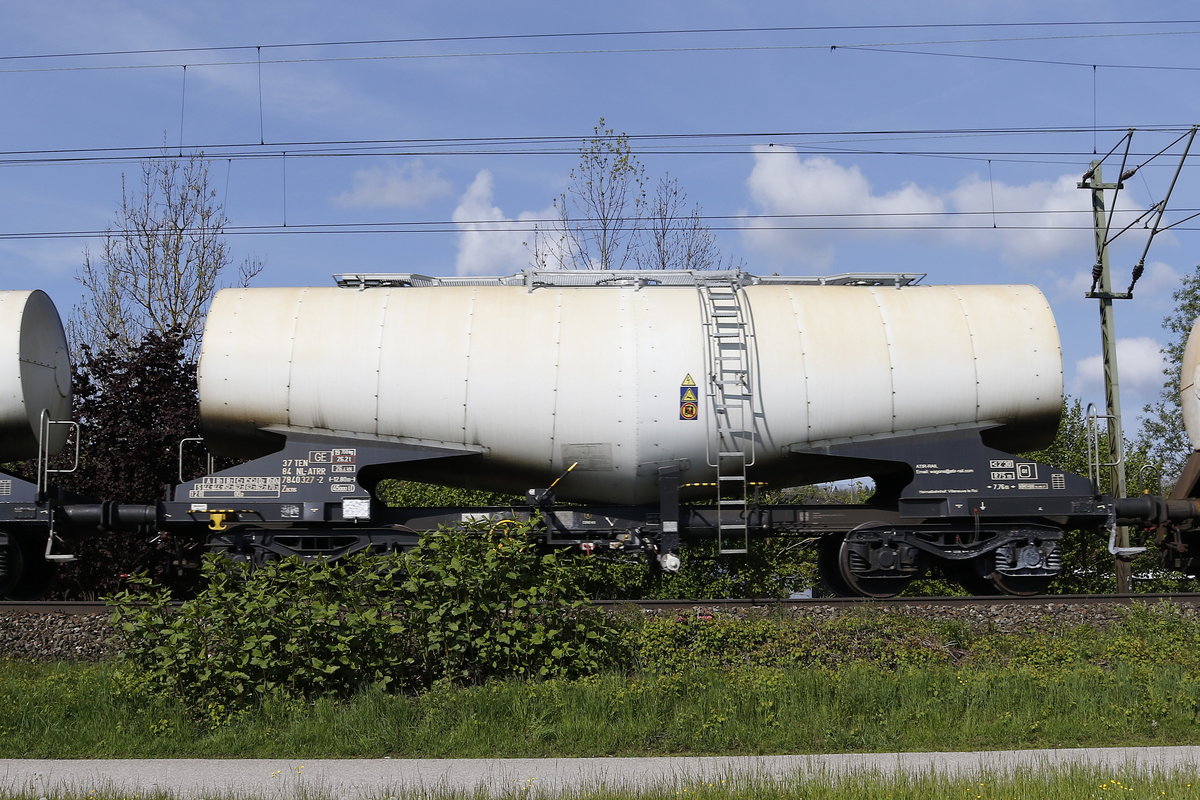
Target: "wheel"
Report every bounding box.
[838,539,922,598]
[0,535,52,600]
[817,535,856,596]
[943,559,1002,596]
[819,531,924,598]
[946,555,1056,597]
[980,570,1055,597]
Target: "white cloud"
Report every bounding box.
[333,160,452,209]
[740,149,1145,269]
[452,170,545,276]
[741,151,943,269]
[944,173,1092,262]
[1132,261,1184,308]
[1052,269,1094,301]
[1050,260,1182,308]
[1070,336,1167,409]
[0,240,88,280]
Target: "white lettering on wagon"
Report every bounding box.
[189,448,362,499]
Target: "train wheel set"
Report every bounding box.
[5,269,1200,598]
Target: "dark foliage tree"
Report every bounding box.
[46,329,206,599]
[50,152,260,598]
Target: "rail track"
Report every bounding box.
[0,601,117,615]
[7,593,1200,616]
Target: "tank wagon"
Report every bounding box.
[0,290,79,597]
[128,268,1200,598]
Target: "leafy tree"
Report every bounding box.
[1142,263,1200,485]
[51,152,263,597]
[73,153,262,359]
[65,329,203,503]
[532,120,645,271]
[48,330,206,599]
[532,119,726,271]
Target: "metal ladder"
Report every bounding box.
[35,410,80,563]
[697,276,755,554]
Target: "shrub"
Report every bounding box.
[107,521,629,723]
[391,522,629,689]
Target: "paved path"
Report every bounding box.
[2,748,1199,798]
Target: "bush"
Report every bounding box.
[107,521,629,723]
[392,522,629,688]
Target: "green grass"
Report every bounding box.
[9,601,1200,759]
[3,659,1200,758]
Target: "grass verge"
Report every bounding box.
[2,659,1199,758]
[10,601,1200,758]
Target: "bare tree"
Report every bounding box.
[635,175,724,271]
[532,120,646,271]
[532,120,728,272]
[73,153,262,358]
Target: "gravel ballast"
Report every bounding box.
[0,599,1179,662]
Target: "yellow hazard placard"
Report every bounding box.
[680,374,699,420]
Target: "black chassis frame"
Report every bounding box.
[150,428,1120,571]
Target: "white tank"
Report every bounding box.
[0,290,72,461]
[198,273,1063,504]
[1179,317,1200,450]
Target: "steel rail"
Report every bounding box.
[7,593,1200,615]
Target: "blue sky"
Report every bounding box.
[2,1,1200,432]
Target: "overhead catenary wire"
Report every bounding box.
[3,20,1199,70]
[0,20,1194,256]
[6,33,1200,76]
[0,122,1191,246]
[1081,127,1200,295]
[3,207,1195,242]
[1127,126,1199,293]
[1,125,1199,172]
[831,43,1200,72]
